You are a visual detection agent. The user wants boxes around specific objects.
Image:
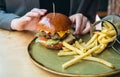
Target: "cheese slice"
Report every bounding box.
[57,30,70,37]
[40,30,70,37]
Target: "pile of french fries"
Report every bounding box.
[58,21,116,69]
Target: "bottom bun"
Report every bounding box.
[40,42,63,49]
[40,40,74,50]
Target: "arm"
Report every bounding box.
[0,0,19,30]
[0,11,19,30]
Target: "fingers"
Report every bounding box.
[81,21,91,34]
[25,8,47,18]
[17,8,47,29]
[69,14,82,35]
[69,13,91,35]
[74,14,83,35]
[25,12,40,17]
[31,8,47,15]
[80,16,88,33]
[69,15,76,23]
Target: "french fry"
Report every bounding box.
[62,47,71,52]
[94,31,106,35]
[102,27,108,32]
[73,55,114,68]
[86,34,98,46]
[85,42,95,50]
[93,44,107,55]
[83,56,115,68]
[62,41,84,55]
[103,21,114,30]
[58,50,77,56]
[75,41,86,53]
[98,36,105,44]
[102,30,116,36]
[78,39,83,43]
[107,30,116,36]
[103,23,109,29]
[62,46,100,69]
[101,36,116,44]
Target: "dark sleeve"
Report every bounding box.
[70,0,98,23]
[0,0,19,30]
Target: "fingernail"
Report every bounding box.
[41,9,47,12]
[40,9,47,15]
[73,32,78,36]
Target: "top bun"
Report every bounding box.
[37,13,72,34]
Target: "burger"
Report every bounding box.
[36,13,75,49]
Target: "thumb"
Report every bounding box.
[69,15,76,23]
[81,21,91,34]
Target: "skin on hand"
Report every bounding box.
[69,13,91,36]
[11,8,47,31]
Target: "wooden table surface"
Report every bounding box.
[0,29,119,77]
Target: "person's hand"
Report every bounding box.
[69,13,91,36]
[11,8,47,31]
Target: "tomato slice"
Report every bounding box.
[39,37,48,41]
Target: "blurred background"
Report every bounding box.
[97,0,120,18]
